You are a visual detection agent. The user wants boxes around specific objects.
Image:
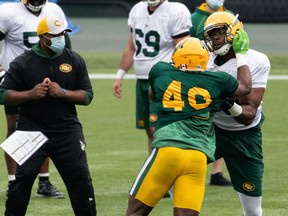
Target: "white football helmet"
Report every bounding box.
[21,0,47,13]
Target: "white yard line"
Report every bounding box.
[89,74,288,80]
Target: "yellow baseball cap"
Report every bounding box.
[37,15,72,36]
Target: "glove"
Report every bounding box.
[232,29,249,55]
[221,98,239,115]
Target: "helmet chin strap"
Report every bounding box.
[214,44,231,56]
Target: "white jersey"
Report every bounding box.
[0,2,68,71]
[128,0,192,79]
[207,49,271,131]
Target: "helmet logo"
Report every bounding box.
[54,20,61,27]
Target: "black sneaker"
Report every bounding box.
[37,180,65,198]
[210,172,232,186]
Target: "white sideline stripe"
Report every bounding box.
[89,74,135,79]
[130,148,157,195]
[89,74,288,80]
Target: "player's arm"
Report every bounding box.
[0,78,50,105]
[172,33,190,47]
[232,88,265,125]
[230,29,251,98]
[112,31,135,98]
[116,31,134,76]
[223,29,253,122]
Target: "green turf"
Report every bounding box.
[0,53,287,215]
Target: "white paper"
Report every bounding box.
[0,131,48,166]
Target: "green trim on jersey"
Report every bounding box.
[0,88,7,104]
[84,89,93,105]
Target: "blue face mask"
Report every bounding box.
[207,0,224,10]
[44,35,65,53]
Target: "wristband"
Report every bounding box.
[0,70,5,77]
[228,102,243,117]
[236,53,248,68]
[62,88,67,97]
[115,69,126,79]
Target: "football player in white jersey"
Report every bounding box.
[112,0,192,175]
[203,12,270,216]
[0,0,71,198]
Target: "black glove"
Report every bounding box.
[222,98,239,115]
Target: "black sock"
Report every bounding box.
[39,176,49,182]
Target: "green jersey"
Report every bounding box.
[149,61,238,162]
[190,3,233,40]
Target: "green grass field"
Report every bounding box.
[0,53,287,215]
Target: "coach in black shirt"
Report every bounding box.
[0,15,96,216]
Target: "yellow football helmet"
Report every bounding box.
[203,12,243,56]
[171,37,209,72]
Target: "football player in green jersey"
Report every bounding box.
[126,30,251,216]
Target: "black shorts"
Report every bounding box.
[4,105,19,115]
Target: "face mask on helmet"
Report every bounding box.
[146,0,162,7]
[206,0,225,10]
[203,12,243,56]
[172,37,209,72]
[22,0,47,13]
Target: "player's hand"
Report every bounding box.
[221,98,239,115]
[232,29,249,54]
[44,78,65,98]
[112,79,123,98]
[30,81,49,99]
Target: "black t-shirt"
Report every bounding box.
[1,46,92,132]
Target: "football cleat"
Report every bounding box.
[37,180,65,198]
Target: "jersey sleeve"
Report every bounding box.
[250,52,270,88]
[221,72,239,95]
[72,51,92,91]
[0,3,15,35]
[1,55,25,90]
[169,3,192,38]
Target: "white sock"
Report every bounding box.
[238,192,262,216]
[8,175,16,181]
